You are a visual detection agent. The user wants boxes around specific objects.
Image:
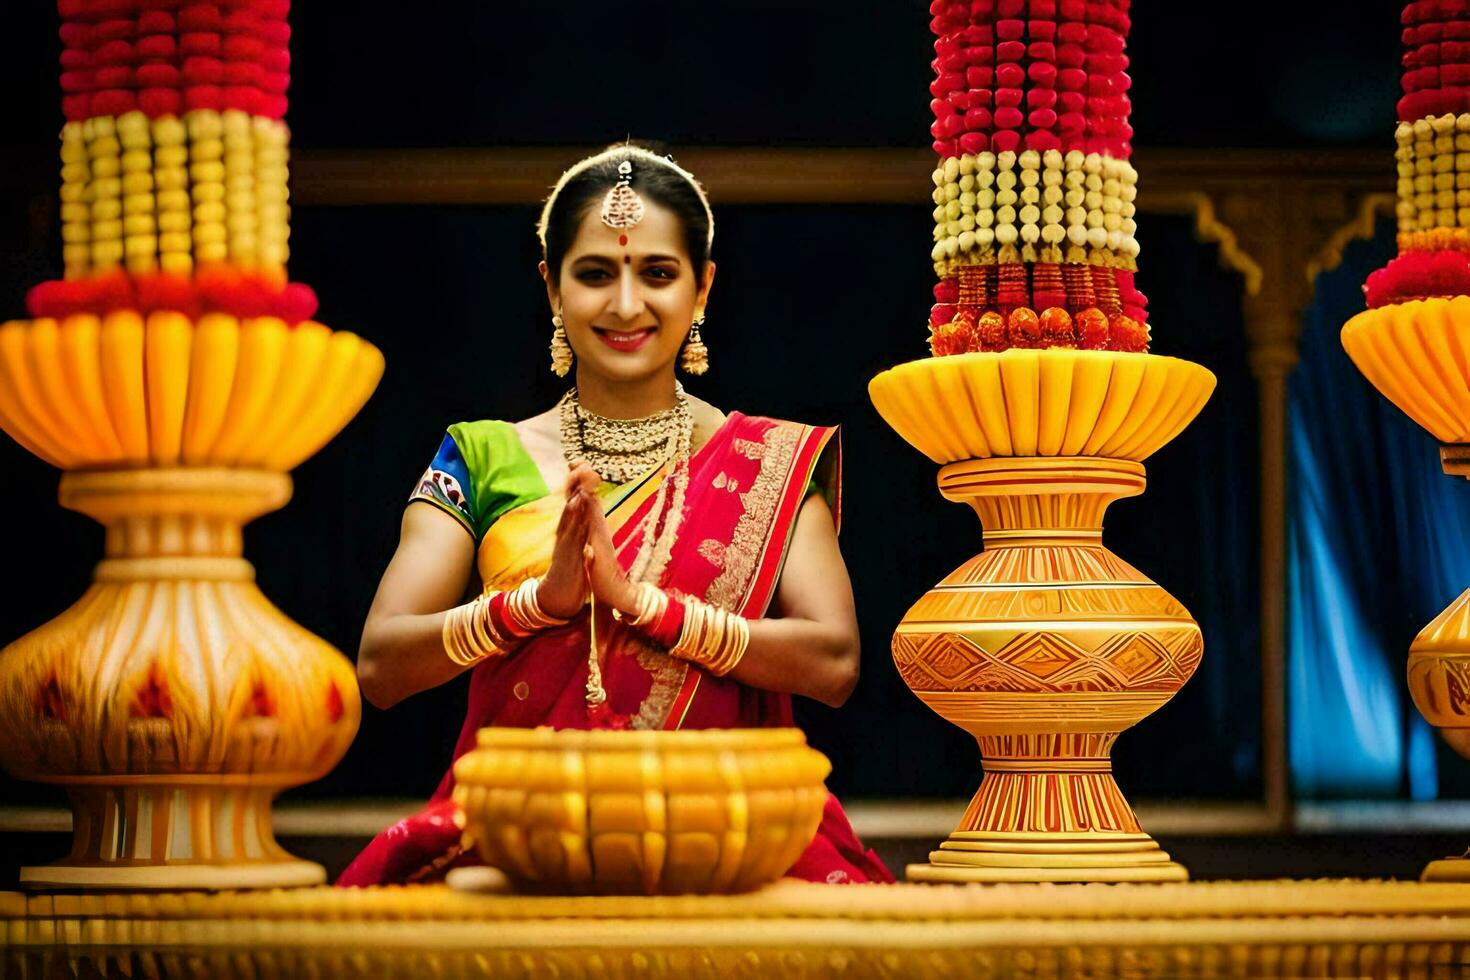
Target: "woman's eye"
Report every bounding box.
[645,267,676,281]
[576,268,612,282]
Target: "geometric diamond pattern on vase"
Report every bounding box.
[891,632,987,689]
[1107,634,1167,682]
[995,632,1084,679]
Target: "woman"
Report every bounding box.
[338,145,892,886]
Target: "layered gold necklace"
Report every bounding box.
[558,385,692,485]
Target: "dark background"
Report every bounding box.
[0,3,1410,808]
[0,2,1406,154]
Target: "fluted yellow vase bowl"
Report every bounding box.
[0,312,383,471]
[1341,297,1470,443]
[869,350,1216,464]
[452,727,832,895]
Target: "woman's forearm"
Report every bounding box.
[721,615,860,708]
[359,506,486,710]
[357,610,466,710]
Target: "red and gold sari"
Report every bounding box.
[338,413,892,886]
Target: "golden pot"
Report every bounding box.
[452,727,831,895]
[871,350,1215,883]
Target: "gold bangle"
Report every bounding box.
[710,611,750,675]
[443,591,505,668]
[504,576,573,634]
[612,581,668,627]
[669,598,749,677]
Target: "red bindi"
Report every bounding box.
[618,234,628,246]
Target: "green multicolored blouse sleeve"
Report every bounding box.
[407,420,549,542]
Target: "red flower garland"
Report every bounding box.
[1364,250,1470,308]
[58,0,292,121]
[27,268,318,324]
[1397,0,1470,119]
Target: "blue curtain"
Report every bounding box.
[1288,218,1470,799]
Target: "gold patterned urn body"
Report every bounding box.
[1342,299,1470,881]
[892,456,1200,881]
[870,349,1215,883]
[0,469,361,889]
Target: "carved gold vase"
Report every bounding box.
[0,313,382,888]
[870,349,1215,882]
[1343,296,1470,882]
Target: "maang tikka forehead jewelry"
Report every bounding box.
[600,160,645,240]
[537,146,714,256]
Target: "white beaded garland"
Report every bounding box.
[929,149,1141,270]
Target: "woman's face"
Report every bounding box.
[544,197,714,386]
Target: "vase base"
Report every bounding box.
[907,832,1188,883]
[906,861,1188,883]
[20,857,325,891]
[1420,855,1470,883]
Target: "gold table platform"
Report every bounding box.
[6,879,1470,978]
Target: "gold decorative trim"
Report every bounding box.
[11,878,1470,922]
[696,539,726,570]
[7,879,1470,977]
[631,632,689,731]
[405,843,465,885]
[1143,190,1264,295]
[1306,192,1396,284]
[706,423,801,613]
[732,438,766,460]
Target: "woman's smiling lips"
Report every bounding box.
[593,326,657,352]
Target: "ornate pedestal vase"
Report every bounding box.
[1343,297,1470,883]
[0,314,382,889]
[0,2,386,889]
[870,349,1215,883]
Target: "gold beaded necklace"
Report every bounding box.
[558,386,695,712]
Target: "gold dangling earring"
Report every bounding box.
[680,312,709,376]
[550,313,573,377]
